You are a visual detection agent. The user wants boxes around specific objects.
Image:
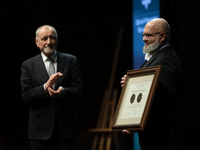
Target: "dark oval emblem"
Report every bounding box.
[137,93,143,103]
[130,94,136,104]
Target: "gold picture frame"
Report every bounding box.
[111,65,162,131]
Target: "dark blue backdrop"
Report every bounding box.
[133,0,160,69]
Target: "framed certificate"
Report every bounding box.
[111,65,162,131]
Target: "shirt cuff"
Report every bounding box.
[43,84,48,92]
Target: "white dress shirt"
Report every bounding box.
[41,51,57,73]
[41,51,57,91]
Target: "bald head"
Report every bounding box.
[145,18,170,44]
[147,18,170,34]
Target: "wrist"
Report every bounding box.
[44,83,50,90]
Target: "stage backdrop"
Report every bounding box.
[132,0,160,149]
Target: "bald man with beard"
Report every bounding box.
[121,18,184,150]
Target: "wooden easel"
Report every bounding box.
[88,26,123,150]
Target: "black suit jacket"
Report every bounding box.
[138,45,183,150]
[20,51,83,140]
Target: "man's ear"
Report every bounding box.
[35,38,39,47]
[160,32,166,42]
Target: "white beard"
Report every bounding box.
[143,39,160,54]
[43,46,55,55]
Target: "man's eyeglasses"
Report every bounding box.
[142,31,162,39]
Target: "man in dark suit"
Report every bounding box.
[21,25,83,150]
[121,18,183,150]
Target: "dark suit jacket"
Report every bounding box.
[138,45,183,150]
[20,51,83,140]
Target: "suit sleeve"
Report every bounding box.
[20,61,47,104]
[157,56,182,103]
[64,57,83,100]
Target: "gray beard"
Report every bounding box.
[43,49,55,55]
[143,39,160,54]
[43,46,55,55]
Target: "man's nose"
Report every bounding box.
[143,36,148,42]
[46,37,51,44]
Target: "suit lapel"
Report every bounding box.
[55,52,65,88]
[140,48,165,68]
[140,60,147,68]
[57,52,65,73]
[141,57,156,68]
[36,54,49,83]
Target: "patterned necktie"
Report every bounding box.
[48,58,55,77]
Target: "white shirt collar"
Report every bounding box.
[144,53,152,61]
[144,43,169,61]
